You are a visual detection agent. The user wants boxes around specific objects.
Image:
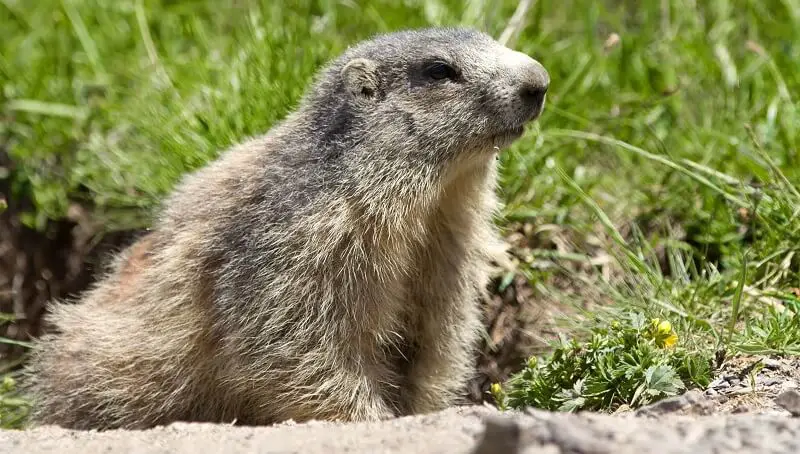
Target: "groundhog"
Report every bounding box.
[22,26,549,430]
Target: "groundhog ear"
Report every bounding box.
[341,58,381,101]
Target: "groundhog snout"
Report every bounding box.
[519,76,548,112]
[492,48,549,126]
[515,60,549,120]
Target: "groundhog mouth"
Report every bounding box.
[489,125,526,148]
[505,125,526,138]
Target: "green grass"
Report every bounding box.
[1,315,31,429]
[2,0,799,426]
[0,373,29,430]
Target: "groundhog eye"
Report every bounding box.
[424,61,457,81]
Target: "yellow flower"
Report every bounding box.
[663,332,679,348]
[656,320,672,336]
[650,318,678,348]
[490,383,503,396]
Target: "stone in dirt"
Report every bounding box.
[3,405,800,454]
[776,389,800,417]
[470,415,522,454]
[633,390,713,417]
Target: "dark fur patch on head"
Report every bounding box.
[401,111,418,138]
[287,26,547,175]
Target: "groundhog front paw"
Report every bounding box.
[395,384,453,416]
[355,401,397,421]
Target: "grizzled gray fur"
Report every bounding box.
[23,27,549,430]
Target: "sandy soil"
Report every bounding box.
[3,354,798,454]
[3,396,800,454]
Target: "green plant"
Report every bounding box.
[492,313,712,412]
[1,314,31,429]
[0,374,30,430]
[734,298,800,356]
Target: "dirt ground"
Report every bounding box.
[3,398,800,454]
[3,353,798,454]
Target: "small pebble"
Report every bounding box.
[762,358,782,370]
[709,378,730,389]
[471,416,522,454]
[732,404,752,414]
[776,389,800,417]
[757,377,783,387]
[731,387,757,396]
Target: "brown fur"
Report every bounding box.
[112,233,155,301]
[23,27,549,430]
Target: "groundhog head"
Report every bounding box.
[301,27,549,176]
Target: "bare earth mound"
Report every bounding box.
[3,397,800,454]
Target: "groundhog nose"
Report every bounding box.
[518,61,550,113]
[520,83,547,108]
